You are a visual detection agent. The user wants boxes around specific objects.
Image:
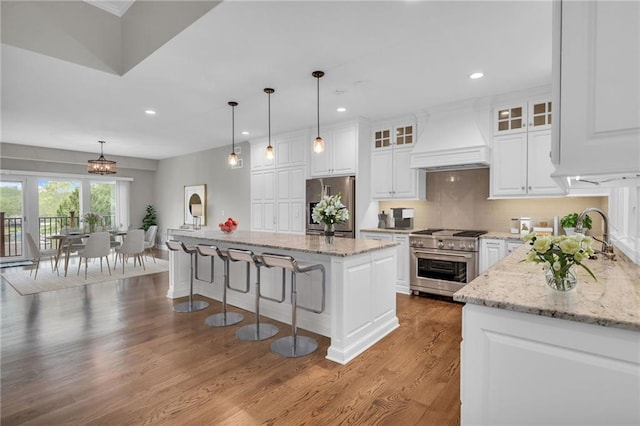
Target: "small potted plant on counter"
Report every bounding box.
[560,212,592,235]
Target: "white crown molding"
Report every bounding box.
[82,0,135,17]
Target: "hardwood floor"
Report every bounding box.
[1,250,462,425]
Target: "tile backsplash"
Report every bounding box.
[379,168,607,234]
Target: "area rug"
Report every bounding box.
[0,260,33,268]
[1,258,169,296]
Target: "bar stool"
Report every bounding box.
[260,253,326,358]
[165,240,209,313]
[227,248,280,341]
[196,244,244,327]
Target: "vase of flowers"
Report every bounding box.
[311,193,350,245]
[82,211,103,233]
[522,232,596,291]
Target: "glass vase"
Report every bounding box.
[545,267,578,291]
[324,223,335,245]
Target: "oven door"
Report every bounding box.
[410,248,478,297]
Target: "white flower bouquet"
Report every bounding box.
[312,193,350,225]
[522,233,597,289]
[82,211,103,231]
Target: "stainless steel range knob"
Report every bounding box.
[437,241,444,248]
[448,242,455,249]
[459,243,466,250]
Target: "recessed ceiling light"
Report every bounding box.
[145,110,156,115]
[469,72,484,80]
[337,107,347,112]
[241,131,250,135]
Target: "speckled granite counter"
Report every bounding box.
[166,228,399,364]
[454,244,640,331]
[481,231,524,240]
[360,228,415,235]
[168,228,398,256]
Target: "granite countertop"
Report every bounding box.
[167,228,398,257]
[360,228,415,235]
[454,244,640,331]
[481,231,524,240]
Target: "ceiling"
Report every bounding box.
[1,1,552,161]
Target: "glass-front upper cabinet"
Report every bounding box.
[494,97,552,135]
[494,103,526,135]
[373,123,414,150]
[528,98,552,131]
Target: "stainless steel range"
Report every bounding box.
[409,229,487,297]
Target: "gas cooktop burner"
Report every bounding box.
[411,229,487,238]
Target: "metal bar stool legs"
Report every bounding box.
[227,248,279,341]
[261,253,326,358]
[196,244,244,327]
[166,240,209,313]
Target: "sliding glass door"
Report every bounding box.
[0,179,26,261]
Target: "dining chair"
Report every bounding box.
[114,229,145,273]
[143,225,158,263]
[25,232,58,279]
[76,232,111,279]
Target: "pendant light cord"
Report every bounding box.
[316,75,320,138]
[231,104,235,151]
[268,91,271,146]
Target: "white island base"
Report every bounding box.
[461,304,640,425]
[166,230,399,364]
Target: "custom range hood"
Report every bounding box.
[410,102,491,171]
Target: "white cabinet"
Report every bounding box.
[461,304,640,425]
[479,238,506,274]
[491,129,565,197]
[360,231,410,294]
[506,240,524,254]
[251,170,275,231]
[480,238,524,273]
[551,0,640,178]
[494,98,553,136]
[371,120,426,200]
[250,132,307,234]
[310,123,358,177]
[275,167,305,234]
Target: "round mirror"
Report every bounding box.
[188,194,202,214]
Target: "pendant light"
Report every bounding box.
[264,88,275,160]
[228,101,238,166]
[312,70,325,153]
[87,140,117,174]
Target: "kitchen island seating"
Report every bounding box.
[260,253,326,358]
[226,248,279,341]
[195,244,244,327]
[165,240,209,313]
[76,232,112,279]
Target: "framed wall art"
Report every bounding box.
[184,184,206,227]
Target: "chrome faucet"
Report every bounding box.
[575,207,616,260]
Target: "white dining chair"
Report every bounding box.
[114,229,146,273]
[25,232,58,279]
[76,232,111,279]
[143,225,158,263]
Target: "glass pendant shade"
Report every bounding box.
[313,136,325,153]
[87,140,117,175]
[265,144,275,160]
[228,152,238,166]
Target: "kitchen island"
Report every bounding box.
[166,228,399,364]
[454,244,640,425]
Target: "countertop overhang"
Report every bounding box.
[167,228,398,257]
[454,244,640,331]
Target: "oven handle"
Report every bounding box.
[412,249,474,262]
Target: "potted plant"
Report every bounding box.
[142,205,157,232]
[560,212,592,235]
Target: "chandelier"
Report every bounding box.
[87,141,117,175]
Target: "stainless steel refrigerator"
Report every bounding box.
[305,176,356,238]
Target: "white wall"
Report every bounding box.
[154,142,251,246]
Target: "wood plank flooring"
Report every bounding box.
[1,250,462,425]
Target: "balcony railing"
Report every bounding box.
[1,213,116,257]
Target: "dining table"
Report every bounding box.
[48,230,127,277]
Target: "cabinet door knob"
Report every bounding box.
[528,186,532,190]
[521,186,525,190]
